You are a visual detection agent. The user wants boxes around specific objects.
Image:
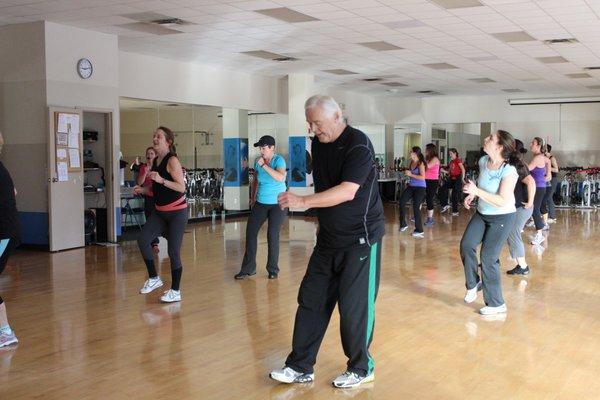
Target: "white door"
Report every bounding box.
[48,107,85,251]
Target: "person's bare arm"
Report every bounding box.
[278,182,359,209]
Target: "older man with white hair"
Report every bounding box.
[270,95,385,389]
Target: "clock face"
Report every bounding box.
[77,58,93,79]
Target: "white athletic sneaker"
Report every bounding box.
[331,371,374,388]
[399,226,408,232]
[411,231,424,238]
[542,224,550,231]
[160,289,181,303]
[270,366,314,384]
[140,277,163,294]
[547,218,557,224]
[441,205,451,213]
[530,232,545,245]
[479,304,507,315]
[464,281,482,303]
[0,331,18,348]
[452,212,459,217]
[526,220,535,228]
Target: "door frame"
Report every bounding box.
[82,107,117,243]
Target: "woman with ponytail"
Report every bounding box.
[398,146,427,237]
[460,130,518,315]
[424,143,441,226]
[528,137,551,245]
[135,126,188,303]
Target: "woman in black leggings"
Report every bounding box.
[0,132,20,348]
[398,146,427,237]
[135,126,188,303]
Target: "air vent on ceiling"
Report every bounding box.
[152,18,187,25]
[543,38,579,44]
[502,89,524,93]
[584,66,600,70]
[417,90,442,95]
[322,69,358,75]
[383,82,408,87]
[165,104,180,107]
[363,78,382,82]
[273,56,298,62]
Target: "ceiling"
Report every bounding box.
[3,0,600,97]
[120,98,221,110]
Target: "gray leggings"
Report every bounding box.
[506,206,533,260]
[460,212,515,307]
[137,208,188,270]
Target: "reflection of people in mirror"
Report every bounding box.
[225,144,238,182]
[291,143,306,182]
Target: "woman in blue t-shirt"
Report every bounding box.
[235,135,287,280]
[460,130,519,316]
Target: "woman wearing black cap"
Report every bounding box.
[235,135,287,279]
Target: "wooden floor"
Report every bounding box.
[1,204,599,399]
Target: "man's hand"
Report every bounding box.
[278,191,304,209]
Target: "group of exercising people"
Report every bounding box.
[0,95,561,389]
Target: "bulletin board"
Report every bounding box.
[54,112,82,178]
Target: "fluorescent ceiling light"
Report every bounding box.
[359,41,403,51]
[423,63,458,70]
[509,96,600,105]
[536,56,568,64]
[255,7,319,23]
[469,78,496,83]
[492,31,536,43]
[566,73,592,79]
[430,0,483,9]
[322,69,358,75]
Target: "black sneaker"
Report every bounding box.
[507,265,530,275]
[234,271,256,280]
[268,273,278,279]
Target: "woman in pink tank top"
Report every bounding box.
[425,143,441,226]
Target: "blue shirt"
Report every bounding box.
[477,156,518,215]
[255,154,287,204]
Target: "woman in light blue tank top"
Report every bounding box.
[398,146,427,237]
[460,130,519,316]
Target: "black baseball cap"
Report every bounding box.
[254,135,275,147]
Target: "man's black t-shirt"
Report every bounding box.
[311,125,385,249]
[0,161,20,241]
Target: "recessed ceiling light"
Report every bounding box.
[543,38,579,44]
[566,73,592,79]
[255,7,319,23]
[241,50,288,60]
[423,63,458,70]
[537,56,568,64]
[492,31,536,43]
[430,0,483,9]
[384,20,427,29]
[119,22,183,35]
[383,82,408,87]
[322,69,358,75]
[469,78,496,83]
[502,89,524,93]
[358,41,403,51]
[586,85,600,89]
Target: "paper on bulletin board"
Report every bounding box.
[57,148,67,159]
[68,148,81,168]
[57,133,68,147]
[57,162,69,182]
[68,131,79,149]
[58,113,80,135]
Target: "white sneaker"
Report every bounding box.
[270,366,314,384]
[531,233,545,245]
[542,224,550,231]
[140,277,163,294]
[0,331,18,348]
[526,220,535,228]
[399,226,408,232]
[160,289,181,303]
[331,371,374,388]
[464,281,482,303]
[479,304,507,315]
[411,231,424,238]
[452,212,459,217]
[441,205,451,213]
[547,218,557,224]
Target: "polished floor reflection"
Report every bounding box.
[1,205,599,399]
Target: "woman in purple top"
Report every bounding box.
[528,137,551,245]
[399,146,427,237]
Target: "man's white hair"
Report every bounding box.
[304,95,342,118]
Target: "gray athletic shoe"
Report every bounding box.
[270,366,314,384]
[0,331,18,348]
[331,371,374,388]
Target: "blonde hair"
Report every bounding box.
[0,132,4,154]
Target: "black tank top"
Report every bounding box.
[550,155,557,178]
[0,161,20,241]
[152,153,185,207]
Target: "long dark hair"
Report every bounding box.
[411,146,427,170]
[425,143,438,162]
[513,139,529,178]
[448,148,459,158]
[496,130,519,167]
[157,126,177,155]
